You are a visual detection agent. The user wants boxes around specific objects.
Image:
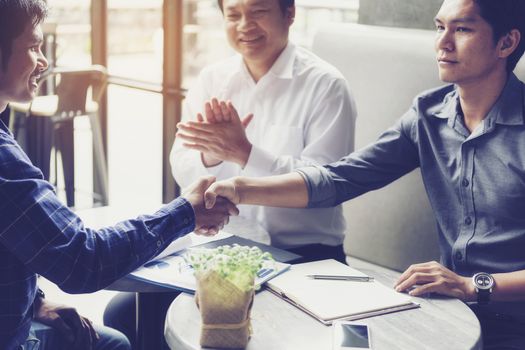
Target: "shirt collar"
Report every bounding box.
[433,88,460,121]
[488,73,524,126]
[238,41,296,82]
[267,41,295,80]
[432,73,525,127]
[238,55,252,82]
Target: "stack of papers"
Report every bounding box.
[267,259,419,325]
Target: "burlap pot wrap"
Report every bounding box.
[195,271,254,349]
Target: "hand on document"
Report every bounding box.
[394,261,475,301]
[182,176,239,236]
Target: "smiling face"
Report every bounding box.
[222,0,294,76]
[434,0,510,86]
[0,22,48,109]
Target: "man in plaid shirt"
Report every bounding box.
[0,1,238,349]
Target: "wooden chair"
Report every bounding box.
[10,65,109,207]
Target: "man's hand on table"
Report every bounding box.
[176,98,254,168]
[182,175,239,236]
[34,298,99,350]
[394,261,476,301]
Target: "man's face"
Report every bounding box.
[0,23,48,105]
[222,0,293,70]
[434,0,506,85]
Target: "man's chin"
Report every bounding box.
[438,72,457,84]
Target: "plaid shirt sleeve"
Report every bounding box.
[0,127,196,293]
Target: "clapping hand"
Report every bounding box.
[176,99,254,167]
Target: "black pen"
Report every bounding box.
[306,274,374,282]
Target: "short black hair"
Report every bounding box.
[217,0,294,16]
[0,0,48,71]
[474,0,525,73]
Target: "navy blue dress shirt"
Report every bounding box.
[298,74,525,315]
[0,119,195,349]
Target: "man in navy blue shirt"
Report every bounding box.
[205,0,525,348]
[0,1,238,349]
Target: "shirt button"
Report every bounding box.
[157,240,162,247]
[455,251,463,261]
[183,218,189,225]
[464,217,472,225]
[462,178,469,187]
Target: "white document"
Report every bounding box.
[267,259,419,325]
[152,230,233,261]
[130,231,290,293]
[131,254,290,293]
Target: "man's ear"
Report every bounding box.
[498,29,521,58]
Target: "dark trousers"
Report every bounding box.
[469,304,525,349]
[103,292,178,350]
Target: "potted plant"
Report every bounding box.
[187,245,273,349]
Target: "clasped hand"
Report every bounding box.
[182,175,239,236]
[34,298,99,350]
[176,98,254,168]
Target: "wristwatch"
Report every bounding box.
[472,272,494,305]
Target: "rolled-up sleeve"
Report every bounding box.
[297,106,420,208]
[296,166,338,208]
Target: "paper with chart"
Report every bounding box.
[130,231,291,293]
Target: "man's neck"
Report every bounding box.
[457,70,508,133]
[245,62,270,83]
[244,42,288,83]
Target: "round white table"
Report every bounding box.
[164,258,482,350]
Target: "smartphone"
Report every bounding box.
[332,321,372,349]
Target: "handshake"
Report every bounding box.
[182,175,239,236]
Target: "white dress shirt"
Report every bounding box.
[170,42,357,248]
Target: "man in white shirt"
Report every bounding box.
[171,0,357,262]
[104,0,355,345]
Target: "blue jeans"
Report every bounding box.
[22,321,131,350]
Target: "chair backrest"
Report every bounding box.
[53,65,107,117]
[312,23,525,272]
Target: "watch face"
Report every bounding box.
[474,273,493,290]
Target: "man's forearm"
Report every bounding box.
[492,270,525,302]
[235,172,309,208]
